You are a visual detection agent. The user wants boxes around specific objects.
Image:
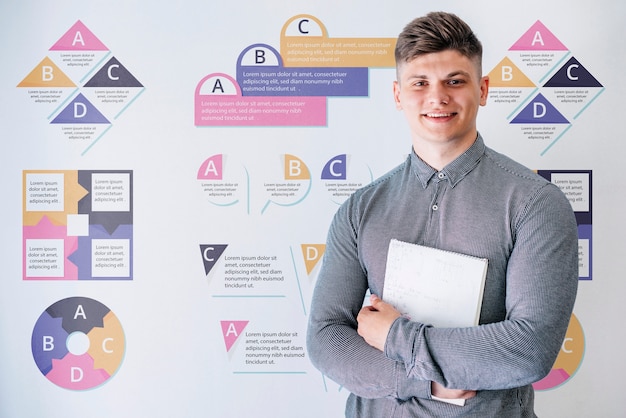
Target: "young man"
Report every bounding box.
[307,11,578,417]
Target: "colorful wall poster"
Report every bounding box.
[1,1,624,418]
[23,170,133,281]
[17,20,144,155]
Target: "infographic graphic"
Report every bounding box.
[197,152,373,215]
[23,170,133,280]
[195,14,395,127]
[220,320,308,374]
[31,297,125,390]
[17,20,144,155]
[538,170,592,280]
[201,242,325,375]
[488,21,604,155]
[200,242,324,309]
[320,154,373,205]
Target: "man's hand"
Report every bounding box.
[357,294,401,351]
[431,381,477,400]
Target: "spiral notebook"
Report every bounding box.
[382,239,488,328]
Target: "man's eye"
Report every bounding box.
[448,79,464,85]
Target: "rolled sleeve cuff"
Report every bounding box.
[387,317,432,400]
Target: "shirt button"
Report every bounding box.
[437,172,445,179]
[432,204,439,211]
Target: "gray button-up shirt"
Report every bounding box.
[307,135,578,417]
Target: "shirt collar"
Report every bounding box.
[410,134,485,189]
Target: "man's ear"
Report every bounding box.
[393,80,402,110]
[479,76,489,106]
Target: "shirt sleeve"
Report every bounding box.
[384,183,579,390]
[306,199,431,401]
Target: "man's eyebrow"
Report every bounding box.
[405,70,472,80]
[447,70,472,78]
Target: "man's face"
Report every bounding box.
[393,49,489,151]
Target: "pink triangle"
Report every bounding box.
[50,20,108,51]
[220,320,249,352]
[509,20,568,51]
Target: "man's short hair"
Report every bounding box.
[395,12,483,75]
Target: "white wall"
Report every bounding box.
[1,1,624,417]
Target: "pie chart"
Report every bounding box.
[31,296,125,390]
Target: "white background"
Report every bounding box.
[1,0,624,417]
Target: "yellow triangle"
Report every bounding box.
[487,57,535,88]
[17,56,76,88]
[301,244,325,274]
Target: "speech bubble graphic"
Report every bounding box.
[195,72,326,126]
[280,14,396,68]
[197,154,250,212]
[321,154,373,205]
[261,154,312,214]
[237,43,368,97]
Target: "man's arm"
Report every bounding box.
[358,294,477,400]
[369,183,579,390]
[306,203,431,401]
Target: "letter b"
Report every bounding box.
[43,336,54,351]
[42,66,54,82]
[255,49,266,64]
[288,159,301,177]
[501,66,513,82]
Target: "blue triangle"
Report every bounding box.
[511,93,569,124]
[51,93,110,124]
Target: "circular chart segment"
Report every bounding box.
[31,296,125,390]
[533,313,584,391]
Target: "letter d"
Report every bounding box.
[71,367,84,382]
[74,102,88,118]
[533,102,546,119]
[306,246,318,261]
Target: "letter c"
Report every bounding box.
[103,338,114,353]
[562,337,574,354]
[329,159,343,177]
[298,19,310,34]
[203,247,215,262]
[566,64,579,81]
[107,64,120,81]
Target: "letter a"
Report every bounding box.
[72,31,86,47]
[225,322,238,337]
[203,160,219,177]
[212,78,225,93]
[531,31,545,47]
[74,304,87,320]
